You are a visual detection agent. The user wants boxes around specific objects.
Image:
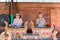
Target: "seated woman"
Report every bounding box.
[36,12,46,28]
[13,13,23,28]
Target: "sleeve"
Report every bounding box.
[43,18,46,25]
[41,18,45,26]
[20,19,23,24]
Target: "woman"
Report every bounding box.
[36,12,46,28]
[13,13,23,28]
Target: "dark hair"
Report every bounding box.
[16,13,19,14]
[38,12,42,14]
[16,13,22,18]
[20,15,21,18]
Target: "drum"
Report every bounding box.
[0,14,9,27]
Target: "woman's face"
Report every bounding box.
[38,14,43,19]
[16,14,20,18]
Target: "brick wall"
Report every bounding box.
[0,2,60,32]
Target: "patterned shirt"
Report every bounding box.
[13,18,23,28]
[36,18,45,28]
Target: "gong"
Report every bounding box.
[0,14,9,27]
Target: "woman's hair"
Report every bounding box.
[16,13,19,15]
[38,12,43,18]
[16,13,21,18]
[20,15,21,18]
[38,12,42,14]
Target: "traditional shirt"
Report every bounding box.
[36,18,45,28]
[13,18,23,28]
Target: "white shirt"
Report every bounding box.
[13,18,23,27]
[36,18,45,28]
